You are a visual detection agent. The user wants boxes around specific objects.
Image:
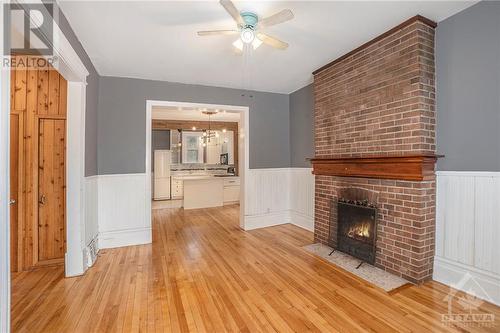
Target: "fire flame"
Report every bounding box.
[347,222,371,239]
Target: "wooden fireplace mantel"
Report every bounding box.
[309,154,443,181]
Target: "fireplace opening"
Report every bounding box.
[336,199,377,264]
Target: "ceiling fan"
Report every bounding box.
[197,0,294,52]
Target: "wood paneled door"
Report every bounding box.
[9,56,68,271]
[38,119,66,262]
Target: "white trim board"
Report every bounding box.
[84,176,99,267]
[98,228,152,249]
[242,211,291,231]
[65,82,87,277]
[0,4,11,331]
[244,210,314,232]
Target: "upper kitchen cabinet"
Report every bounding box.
[170,130,181,164]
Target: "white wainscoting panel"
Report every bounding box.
[246,168,290,216]
[244,168,314,231]
[98,173,152,249]
[434,171,500,306]
[245,168,290,230]
[289,168,315,231]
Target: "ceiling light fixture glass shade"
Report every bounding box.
[252,38,262,50]
[240,27,255,43]
[233,36,262,51]
[232,38,243,51]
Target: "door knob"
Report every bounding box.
[9,199,16,205]
[39,194,46,205]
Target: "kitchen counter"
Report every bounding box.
[172,175,214,181]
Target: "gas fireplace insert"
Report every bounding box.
[336,199,377,264]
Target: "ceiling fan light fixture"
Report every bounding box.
[240,27,255,44]
[198,1,293,53]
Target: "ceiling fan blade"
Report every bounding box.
[259,9,294,28]
[219,0,243,25]
[197,30,238,36]
[256,32,289,50]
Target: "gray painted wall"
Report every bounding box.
[48,3,100,176]
[97,77,290,174]
[290,84,314,167]
[152,130,170,171]
[56,1,500,174]
[436,1,500,171]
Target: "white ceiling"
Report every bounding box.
[152,105,241,121]
[59,0,476,94]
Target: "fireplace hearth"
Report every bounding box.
[334,199,377,265]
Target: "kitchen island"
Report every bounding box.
[172,175,240,210]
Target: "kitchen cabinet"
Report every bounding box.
[223,177,240,204]
[172,178,183,198]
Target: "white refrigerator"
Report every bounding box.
[154,150,171,200]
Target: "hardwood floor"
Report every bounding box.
[11,205,500,332]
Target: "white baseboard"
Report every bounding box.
[244,211,290,231]
[98,227,152,249]
[434,256,500,306]
[289,210,314,232]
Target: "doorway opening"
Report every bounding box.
[145,101,249,229]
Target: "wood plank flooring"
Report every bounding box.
[11,205,500,332]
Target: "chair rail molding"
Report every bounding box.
[434,171,500,306]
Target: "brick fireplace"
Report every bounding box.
[311,16,438,284]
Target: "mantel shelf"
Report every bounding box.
[309,154,443,181]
